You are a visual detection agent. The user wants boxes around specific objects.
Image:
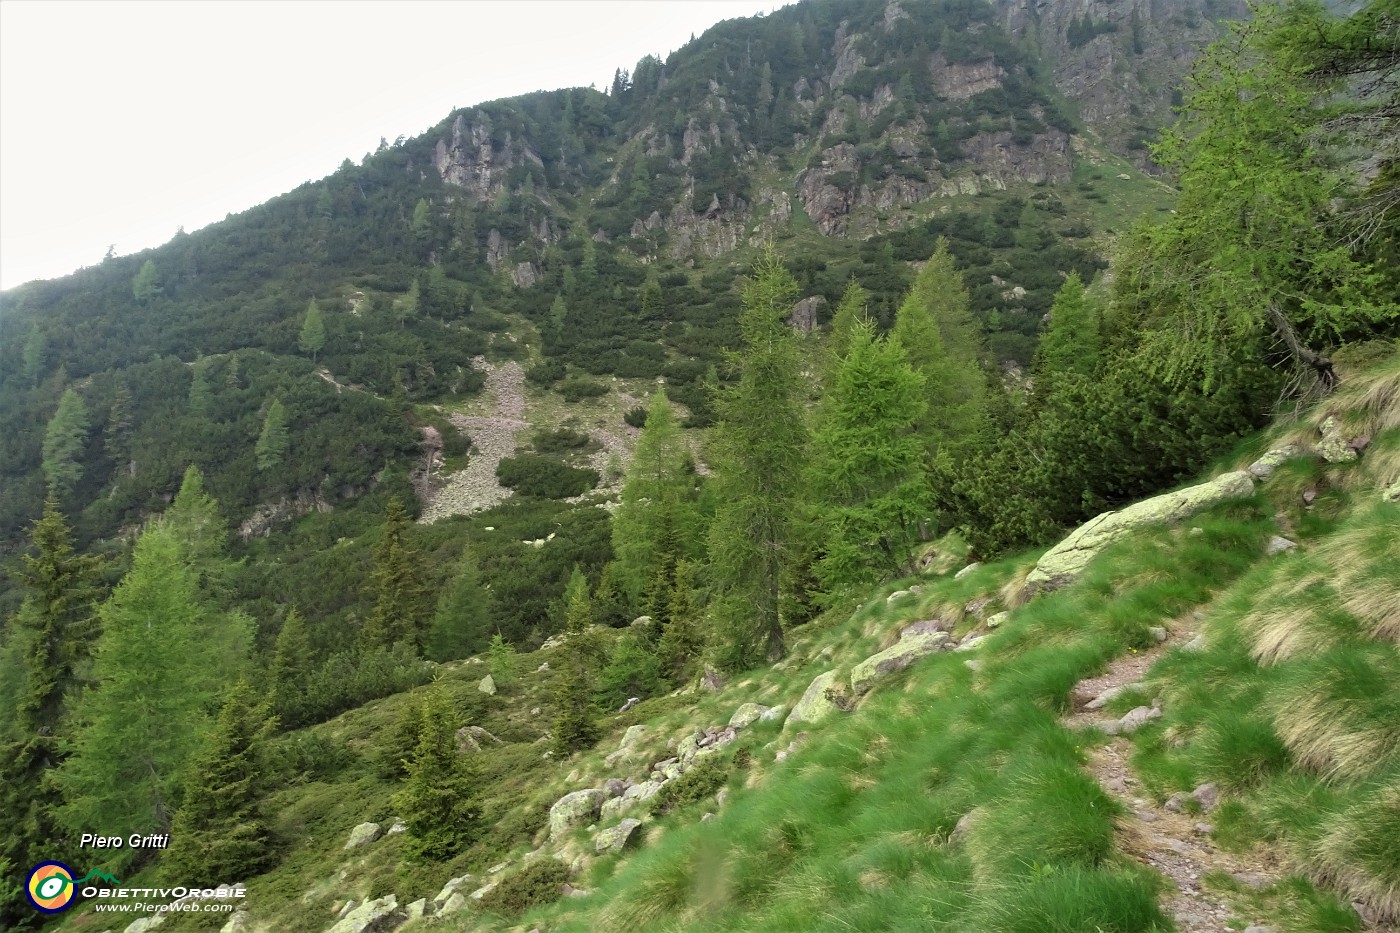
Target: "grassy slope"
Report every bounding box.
[52,358,1398,933]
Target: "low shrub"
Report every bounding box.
[478,858,570,917]
[496,455,599,499]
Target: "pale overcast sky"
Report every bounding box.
[0,0,784,291]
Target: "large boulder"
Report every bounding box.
[343,821,381,849]
[549,788,607,839]
[788,670,845,727]
[324,895,399,933]
[850,631,953,696]
[1027,470,1257,591]
[1315,415,1360,463]
[728,703,770,729]
[595,818,643,854]
[478,674,497,695]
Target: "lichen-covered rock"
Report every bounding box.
[728,703,770,729]
[404,898,427,921]
[1027,470,1257,591]
[600,796,633,821]
[701,664,727,692]
[850,631,954,695]
[595,818,643,854]
[623,780,663,802]
[900,618,950,638]
[677,731,703,762]
[760,704,788,723]
[1247,444,1306,480]
[986,611,1009,629]
[603,778,629,798]
[434,874,474,904]
[1266,536,1297,555]
[1384,477,1400,502]
[440,892,468,915]
[478,674,496,695]
[1316,415,1360,463]
[549,789,606,839]
[1104,706,1161,735]
[620,724,646,749]
[343,821,381,849]
[788,670,845,726]
[324,895,398,933]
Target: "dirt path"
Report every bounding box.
[1068,617,1287,932]
[418,359,528,523]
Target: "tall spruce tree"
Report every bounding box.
[0,500,101,929]
[362,497,430,650]
[809,321,930,592]
[656,559,703,684]
[41,388,89,500]
[426,545,489,661]
[163,679,275,882]
[392,681,481,860]
[611,388,699,614]
[707,249,809,666]
[552,568,601,755]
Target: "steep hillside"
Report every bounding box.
[46,354,1398,933]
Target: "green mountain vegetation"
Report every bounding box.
[0,0,1395,930]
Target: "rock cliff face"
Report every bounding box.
[432,112,544,204]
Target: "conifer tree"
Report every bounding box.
[21,323,46,385]
[42,388,89,500]
[891,239,987,456]
[707,248,809,666]
[821,280,870,390]
[189,358,214,418]
[299,298,326,362]
[392,681,480,860]
[269,608,314,729]
[611,389,699,614]
[255,398,290,472]
[809,322,930,592]
[552,568,600,755]
[163,679,275,882]
[362,497,430,650]
[56,519,251,862]
[657,559,703,684]
[0,500,101,921]
[640,274,664,322]
[426,545,489,661]
[1033,272,1100,402]
[487,632,519,688]
[132,259,161,303]
[104,384,134,470]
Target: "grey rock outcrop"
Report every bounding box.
[850,630,953,695]
[549,789,606,839]
[728,703,770,729]
[343,821,381,849]
[595,818,643,854]
[324,895,398,933]
[1027,470,1257,591]
[478,674,496,695]
[1247,444,1306,480]
[788,670,845,726]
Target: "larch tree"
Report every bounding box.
[299,298,326,362]
[255,398,290,472]
[820,280,871,391]
[41,388,89,501]
[706,248,810,667]
[269,608,315,729]
[1032,272,1100,402]
[131,259,161,303]
[426,545,490,662]
[610,388,700,615]
[808,321,930,592]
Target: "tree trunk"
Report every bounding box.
[1267,301,1337,391]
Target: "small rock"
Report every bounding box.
[1191,782,1220,812]
[1136,809,1159,822]
[716,788,729,807]
[775,732,809,762]
[986,611,1009,629]
[701,812,715,822]
[325,895,398,933]
[729,702,770,729]
[1085,683,1143,711]
[701,664,727,692]
[549,788,607,839]
[563,883,589,897]
[954,634,987,652]
[469,881,497,900]
[1266,535,1297,555]
[1164,793,1188,813]
[386,818,406,835]
[530,706,542,716]
[955,562,982,579]
[1193,822,1214,835]
[434,874,474,904]
[631,615,653,628]
[886,589,911,603]
[343,821,381,849]
[478,673,496,695]
[1231,872,1271,889]
[964,659,983,671]
[537,662,549,672]
[1188,527,1204,536]
[1116,706,1162,734]
[595,817,643,854]
[1182,633,1208,653]
[440,891,468,914]
[488,861,508,874]
[1148,626,1168,642]
[405,898,427,921]
[619,697,640,713]
[964,596,992,616]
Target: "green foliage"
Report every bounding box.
[557,374,609,402]
[611,389,701,615]
[163,679,276,881]
[428,546,491,661]
[255,397,290,471]
[298,298,326,361]
[808,320,930,593]
[487,632,520,688]
[478,858,570,917]
[56,516,250,867]
[707,249,810,666]
[656,559,704,684]
[1032,271,1099,402]
[131,258,161,303]
[596,631,664,709]
[649,753,735,816]
[41,388,89,500]
[269,608,315,729]
[497,454,599,499]
[821,279,870,389]
[21,324,46,384]
[552,567,601,755]
[362,497,431,650]
[391,680,482,860]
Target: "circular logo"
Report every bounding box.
[26,861,77,914]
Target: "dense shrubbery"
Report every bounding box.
[496,455,599,499]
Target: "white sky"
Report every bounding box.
[0,0,784,291]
